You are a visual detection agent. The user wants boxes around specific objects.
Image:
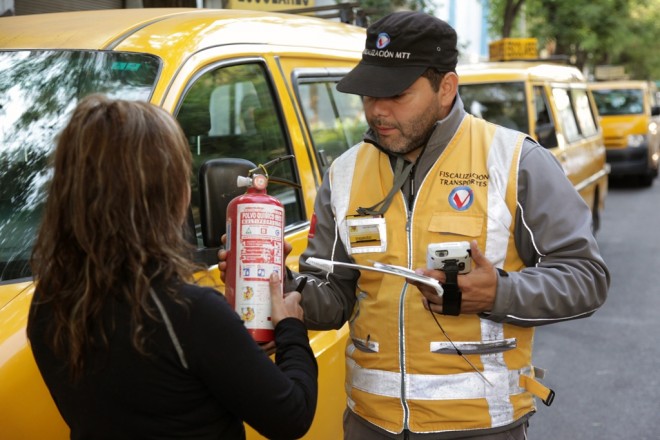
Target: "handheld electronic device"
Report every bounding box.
[427,241,472,274]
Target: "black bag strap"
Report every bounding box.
[441,268,461,316]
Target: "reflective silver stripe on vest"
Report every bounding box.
[482,125,525,426]
[346,355,529,401]
[329,144,361,256]
[485,126,521,267]
[430,337,517,355]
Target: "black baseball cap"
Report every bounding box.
[337,11,458,98]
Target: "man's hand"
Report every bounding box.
[217,234,229,283]
[409,240,498,315]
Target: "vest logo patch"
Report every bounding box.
[448,186,474,211]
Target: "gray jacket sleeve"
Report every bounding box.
[289,139,609,330]
[286,172,360,331]
[486,139,610,326]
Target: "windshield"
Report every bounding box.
[0,50,160,282]
[459,81,529,134]
[591,88,644,115]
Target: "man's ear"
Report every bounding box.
[440,72,459,107]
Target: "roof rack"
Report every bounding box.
[280,2,369,27]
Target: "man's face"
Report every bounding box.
[363,76,445,157]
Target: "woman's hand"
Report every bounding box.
[269,272,304,326]
[257,273,304,355]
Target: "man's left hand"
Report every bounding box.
[410,240,498,315]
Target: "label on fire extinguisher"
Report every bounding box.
[234,202,284,334]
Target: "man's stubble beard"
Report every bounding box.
[370,103,441,156]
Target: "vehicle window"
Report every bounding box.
[649,86,658,107]
[459,82,529,134]
[571,89,598,137]
[552,87,580,143]
[591,88,645,115]
[176,62,305,248]
[533,86,558,149]
[0,50,160,282]
[297,78,367,174]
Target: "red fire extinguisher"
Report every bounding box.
[225,170,284,343]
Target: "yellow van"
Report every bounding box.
[589,80,660,186]
[457,60,609,231]
[0,9,368,439]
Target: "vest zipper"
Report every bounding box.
[401,162,417,432]
[407,163,416,214]
[399,283,410,431]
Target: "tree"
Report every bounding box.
[488,0,660,79]
[614,1,660,79]
[526,0,631,71]
[491,0,525,38]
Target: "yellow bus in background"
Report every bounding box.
[589,80,660,186]
[457,44,609,232]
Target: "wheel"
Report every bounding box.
[639,170,654,187]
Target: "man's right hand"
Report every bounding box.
[217,234,229,283]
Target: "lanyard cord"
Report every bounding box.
[357,156,414,216]
[428,307,493,387]
[356,139,430,216]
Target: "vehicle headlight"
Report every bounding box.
[627,134,647,148]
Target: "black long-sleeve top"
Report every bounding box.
[27,282,318,440]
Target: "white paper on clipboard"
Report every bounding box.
[306,257,443,296]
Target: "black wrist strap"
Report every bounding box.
[441,269,461,316]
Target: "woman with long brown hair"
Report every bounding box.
[27,94,317,439]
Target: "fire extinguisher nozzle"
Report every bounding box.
[236,175,252,188]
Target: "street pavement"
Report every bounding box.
[531,177,660,439]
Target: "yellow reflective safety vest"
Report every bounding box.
[328,115,540,434]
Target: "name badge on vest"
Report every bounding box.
[345,215,387,254]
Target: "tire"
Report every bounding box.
[639,170,654,187]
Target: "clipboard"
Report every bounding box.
[306,257,443,296]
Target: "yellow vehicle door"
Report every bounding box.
[0,9,367,440]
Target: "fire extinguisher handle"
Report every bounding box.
[295,277,308,293]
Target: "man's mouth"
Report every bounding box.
[375,125,397,136]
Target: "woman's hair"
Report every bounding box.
[30,94,198,378]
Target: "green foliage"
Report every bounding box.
[488,0,660,80]
[526,0,629,69]
[617,1,660,79]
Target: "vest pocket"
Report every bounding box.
[428,212,484,237]
[430,337,517,355]
[352,336,380,353]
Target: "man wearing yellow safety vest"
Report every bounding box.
[220,10,610,440]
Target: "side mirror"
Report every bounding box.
[199,158,256,248]
[651,105,660,117]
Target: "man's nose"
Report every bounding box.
[366,97,391,117]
